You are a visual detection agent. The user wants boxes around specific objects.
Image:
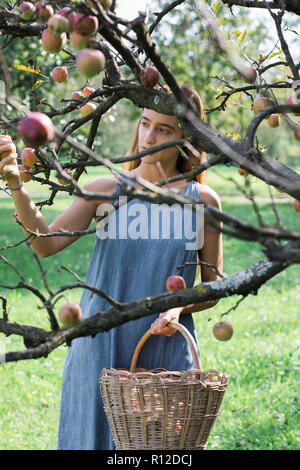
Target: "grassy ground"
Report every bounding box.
[0,166,299,450]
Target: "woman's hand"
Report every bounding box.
[0,135,19,181]
[151,307,183,337]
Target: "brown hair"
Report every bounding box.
[123,85,207,185]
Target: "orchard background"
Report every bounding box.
[0,0,300,450]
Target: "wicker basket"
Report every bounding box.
[99,321,227,450]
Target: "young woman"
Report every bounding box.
[0,87,222,450]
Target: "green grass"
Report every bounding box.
[0,168,299,450]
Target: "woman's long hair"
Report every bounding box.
[123,85,207,185]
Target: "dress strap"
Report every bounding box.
[184,180,200,201]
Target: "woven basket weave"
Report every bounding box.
[99,321,227,450]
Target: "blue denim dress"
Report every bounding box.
[57,180,201,450]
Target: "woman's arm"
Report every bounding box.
[0,135,115,258]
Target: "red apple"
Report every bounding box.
[58,303,82,327]
[70,31,91,50]
[83,86,95,97]
[238,167,249,177]
[71,90,84,100]
[267,113,280,128]
[139,65,160,88]
[213,321,233,341]
[293,199,300,212]
[57,169,72,185]
[76,49,106,78]
[18,165,33,182]
[253,96,274,115]
[51,66,68,83]
[286,94,300,116]
[42,28,67,53]
[48,13,69,35]
[36,2,54,23]
[20,148,38,168]
[79,102,97,116]
[57,7,76,32]
[19,2,36,21]
[18,112,54,148]
[74,13,98,36]
[166,275,186,292]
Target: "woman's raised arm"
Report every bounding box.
[0,135,113,258]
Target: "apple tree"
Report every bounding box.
[0,0,299,363]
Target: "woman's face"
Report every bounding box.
[138,109,183,165]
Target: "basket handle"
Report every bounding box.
[130,321,201,372]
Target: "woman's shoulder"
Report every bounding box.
[83,176,119,194]
[194,181,222,209]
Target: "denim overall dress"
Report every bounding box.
[58,179,202,450]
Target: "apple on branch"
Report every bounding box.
[19,2,36,21]
[18,112,55,148]
[83,87,95,97]
[213,321,233,341]
[71,91,84,100]
[286,94,300,116]
[139,65,160,88]
[18,165,33,182]
[253,96,274,115]
[59,303,82,328]
[36,2,54,23]
[166,275,186,291]
[79,103,97,116]
[267,114,280,128]
[42,28,67,53]
[51,66,68,83]
[20,148,38,168]
[69,31,91,50]
[48,14,69,35]
[76,49,106,78]
[74,13,98,37]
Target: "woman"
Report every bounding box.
[0,87,222,450]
